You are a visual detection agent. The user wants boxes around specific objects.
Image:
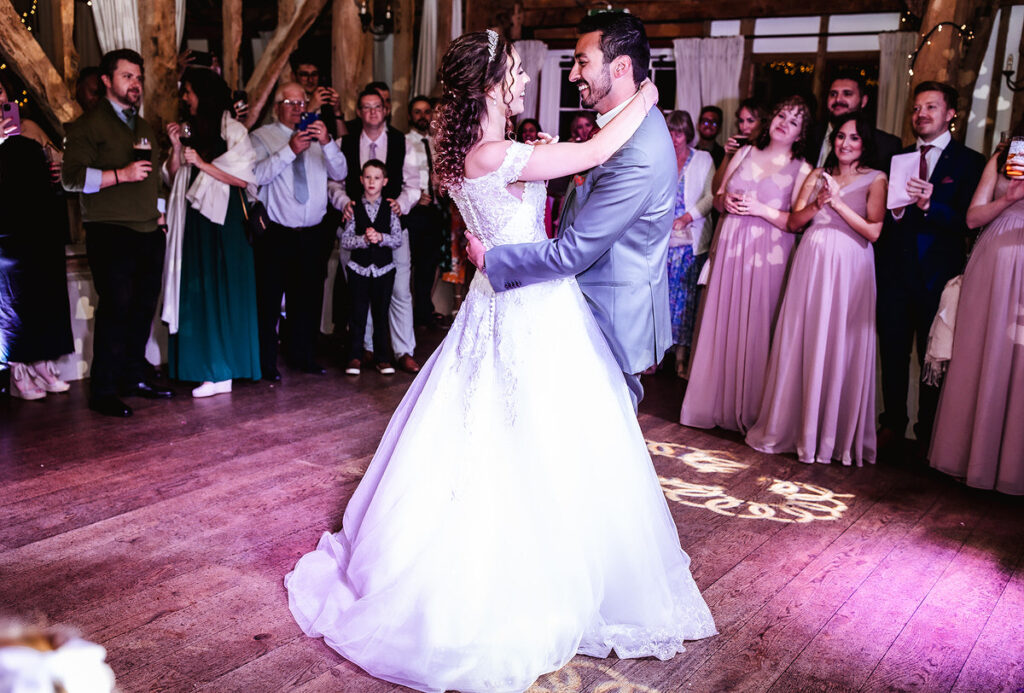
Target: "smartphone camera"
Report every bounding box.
[297,111,320,131]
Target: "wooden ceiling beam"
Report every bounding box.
[243,0,331,129]
[521,0,905,27]
[0,0,80,134]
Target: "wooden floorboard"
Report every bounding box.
[2,336,1023,693]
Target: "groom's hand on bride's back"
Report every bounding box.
[465,231,485,272]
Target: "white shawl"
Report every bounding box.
[161,113,257,333]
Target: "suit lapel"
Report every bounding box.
[929,140,957,184]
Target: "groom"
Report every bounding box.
[467,13,675,412]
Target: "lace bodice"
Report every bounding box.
[450,141,548,250]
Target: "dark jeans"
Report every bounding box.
[877,274,942,441]
[254,221,334,372]
[84,222,165,397]
[404,204,444,325]
[348,269,395,363]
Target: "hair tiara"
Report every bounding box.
[486,29,499,62]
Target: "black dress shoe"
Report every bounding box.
[122,381,175,399]
[300,362,327,375]
[89,395,133,417]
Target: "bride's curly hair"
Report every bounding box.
[433,30,515,190]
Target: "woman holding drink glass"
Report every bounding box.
[929,124,1024,494]
[163,67,260,396]
[681,96,812,433]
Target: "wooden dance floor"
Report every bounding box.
[2,333,1023,693]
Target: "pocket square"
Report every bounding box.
[940,176,954,184]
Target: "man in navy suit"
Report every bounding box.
[876,81,985,459]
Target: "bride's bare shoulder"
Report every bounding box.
[464,140,515,180]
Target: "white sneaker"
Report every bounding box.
[11,363,46,400]
[191,380,232,398]
[29,361,70,393]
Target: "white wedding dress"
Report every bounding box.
[285,142,716,693]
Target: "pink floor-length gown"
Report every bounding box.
[746,170,882,465]
[930,175,1024,495]
[680,154,803,433]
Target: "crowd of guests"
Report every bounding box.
[1,48,1022,496]
[0,47,453,415]
[665,73,1022,497]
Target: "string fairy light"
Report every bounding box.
[906,21,975,79]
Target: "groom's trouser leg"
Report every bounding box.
[624,372,643,414]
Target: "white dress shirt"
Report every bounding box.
[328,128,421,215]
[916,129,952,180]
[405,129,432,192]
[250,121,348,228]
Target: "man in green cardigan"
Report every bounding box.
[63,49,175,417]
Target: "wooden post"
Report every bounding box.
[279,0,299,85]
[0,0,79,134]
[812,16,829,120]
[436,0,453,89]
[333,0,371,121]
[138,0,180,138]
[222,0,243,90]
[908,0,998,141]
[243,0,331,129]
[392,0,415,131]
[49,0,79,92]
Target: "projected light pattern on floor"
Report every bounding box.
[529,659,662,692]
[648,440,854,523]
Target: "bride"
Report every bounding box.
[285,29,716,693]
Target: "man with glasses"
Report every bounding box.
[331,88,422,373]
[695,106,725,168]
[250,82,348,379]
[293,56,343,137]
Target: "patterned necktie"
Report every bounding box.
[369,141,378,161]
[293,150,308,203]
[123,107,137,130]
[919,144,934,180]
[422,137,435,200]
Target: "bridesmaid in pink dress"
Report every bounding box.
[681,96,813,432]
[929,122,1024,495]
[746,114,887,465]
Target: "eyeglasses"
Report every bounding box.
[360,104,384,112]
[280,99,307,108]
[296,71,318,79]
[700,119,719,127]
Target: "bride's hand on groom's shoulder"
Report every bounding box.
[639,79,659,112]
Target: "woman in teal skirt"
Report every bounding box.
[163,68,260,396]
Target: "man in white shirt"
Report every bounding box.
[403,96,446,328]
[330,88,422,373]
[251,82,348,379]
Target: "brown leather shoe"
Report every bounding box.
[396,354,420,374]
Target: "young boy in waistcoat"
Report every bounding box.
[340,160,403,375]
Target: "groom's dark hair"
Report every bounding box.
[577,12,649,87]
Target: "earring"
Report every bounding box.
[489,95,497,105]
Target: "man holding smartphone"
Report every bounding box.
[62,49,174,417]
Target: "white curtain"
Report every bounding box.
[91,0,186,54]
[699,37,744,140]
[514,40,548,123]
[413,0,438,96]
[537,51,563,138]
[673,37,743,140]
[451,0,463,40]
[672,39,702,130]
[878,32,916,138]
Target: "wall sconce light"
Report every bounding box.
[359,0,394,36]
[1003,55,1024,92]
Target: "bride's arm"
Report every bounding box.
[469,81,658,183]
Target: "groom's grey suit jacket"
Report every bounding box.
[485,109,676,375]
